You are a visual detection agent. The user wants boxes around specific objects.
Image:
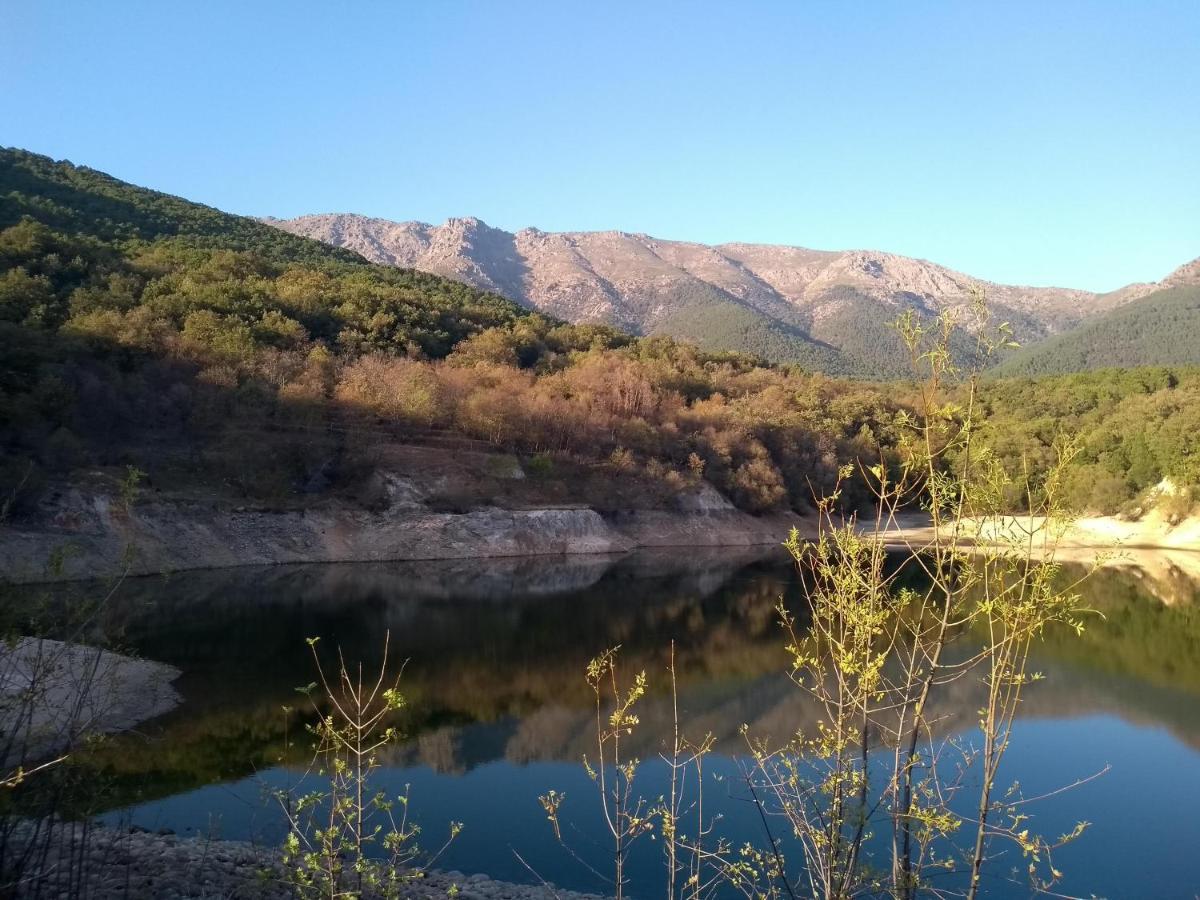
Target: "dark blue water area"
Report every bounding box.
[14,547,1198,897]
[98,713,1200,898]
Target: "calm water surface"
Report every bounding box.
[13,548,1200,898]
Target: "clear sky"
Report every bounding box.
[4,1,1198,291]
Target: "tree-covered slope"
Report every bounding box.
[0,147,907,515]
[0,147,367,266]
[2,146,1195,523]
[994,283,1200,376]
[648,281,861,375]
[973,367,1200,511]
[0,147,528,353]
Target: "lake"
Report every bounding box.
[10,547,1200,898]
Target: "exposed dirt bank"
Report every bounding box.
[881,509,1199,551]
[0,473,809,584]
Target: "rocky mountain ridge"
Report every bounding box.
[266,213,1191,374]
[1162,256,1200,288]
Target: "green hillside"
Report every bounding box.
[0,148,527,353]
[2,147,1195,522]
[973,367,1200,512]
[0,148,907,515]
[651,282,861,375]
[994,283,1200,376]
[0,147,366,266]
[647,282,1019,380]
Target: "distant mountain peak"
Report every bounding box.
[444,215,488,230]
[267,212,1193,377]
[1163,257,1200,288]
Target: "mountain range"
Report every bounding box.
[266,212,1196,377]
[2,141,1193,381]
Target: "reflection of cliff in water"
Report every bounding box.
[11,548,1197,800]
[1053,548,1200,607]
[379,643,1200,776]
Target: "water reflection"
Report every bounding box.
[4,548,1199,897]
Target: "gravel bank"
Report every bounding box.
[12,822,609,899]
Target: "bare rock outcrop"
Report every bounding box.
[265,214,1183,361]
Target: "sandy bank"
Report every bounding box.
[876,510,1200,597]
[879,506,1198,551]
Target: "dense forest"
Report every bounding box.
[653,285,1000,380]
[1,148,1197,519]
[995,283,1200,376]
[974,367,1200,512]
[651,286,857,375]
[0,148,904,514]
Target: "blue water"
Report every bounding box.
[24,549,1197,897]
[103,714,1200,898]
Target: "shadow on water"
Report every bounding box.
[4,547,1200,897]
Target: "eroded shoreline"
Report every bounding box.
[4,480,1196,587]
[878,510,1200,595]
[0,476,812,585]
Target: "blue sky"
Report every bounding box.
[4,0,1198,291]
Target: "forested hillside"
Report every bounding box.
[974,367,1200,512]
[0,149,368,265]
[995,282,1200,376]
[1,148,1196,520]
[0,149,906,514]
[649,285,859,374]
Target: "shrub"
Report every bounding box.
[334,356,443,426]
[526,453,554,477]
[446,328,520,368]
[728,457,787,511]
[180,310,256,360]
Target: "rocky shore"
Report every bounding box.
[0,472,806,584]
[0,639,181,764]
[14,822,608,900]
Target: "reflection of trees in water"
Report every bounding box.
[15,549,1198,801]
[28,550,798,799]
[1036,559,1200,693]
[7,548,791,709]
[381,636,1200,776]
